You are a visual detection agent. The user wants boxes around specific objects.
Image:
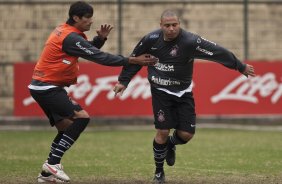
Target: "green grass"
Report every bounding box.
[0,128,281,183]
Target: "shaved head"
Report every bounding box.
[160,10,179,21]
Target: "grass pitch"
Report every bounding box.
[0,127,281,184]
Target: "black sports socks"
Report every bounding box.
[48,118,90,165]
[153,139,167,173]
[48,131,64,159]
[41,131,64,177]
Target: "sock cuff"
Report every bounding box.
[75,118,90,124]
[153,139,167,149]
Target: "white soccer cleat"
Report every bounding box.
[42,163,70,182]
[37,173,66,183]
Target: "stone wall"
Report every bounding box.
[0,1,282,115]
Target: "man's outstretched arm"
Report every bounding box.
[193,36,255,77]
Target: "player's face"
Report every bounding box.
[74,14,93,32]
[160,16,180,41]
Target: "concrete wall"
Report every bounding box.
[1,1,282,115]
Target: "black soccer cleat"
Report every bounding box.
[153,171,165,184]
[166,145,176,166]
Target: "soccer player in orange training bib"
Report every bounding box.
[29,1,158,183]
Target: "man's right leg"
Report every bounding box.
[43,110,90,181]
[47,116,89,165]
[153,129,169,184]
[40,119,73,182]
[31,88,90,182]
[150,87,174,183]
[30,88,73,182]
[39,131,64,179]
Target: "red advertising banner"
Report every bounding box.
[14,61,282,117]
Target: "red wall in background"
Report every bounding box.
[14,61,282,117]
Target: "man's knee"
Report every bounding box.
[55,110,90,131]
[155,129,170,144]
[73,110,90,119]
[55,119,73,131]
[177,130,194,143]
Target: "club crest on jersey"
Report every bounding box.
[157,110,165,122]
[170,45,179,57]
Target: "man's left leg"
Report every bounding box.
[166,92,196,166]
[166,130,194,166]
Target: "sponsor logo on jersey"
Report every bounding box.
[151,76,180,86]
[196,46,213,56]
[76,42,94,55]
[62,59,71,65]
[155,63,174,72]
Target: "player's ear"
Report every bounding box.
[73,15,80,23]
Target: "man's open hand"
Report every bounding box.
[129,54,159,66]
[242,64,256,77]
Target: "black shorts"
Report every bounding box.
[151,87,196,134]
[29,87,82,126]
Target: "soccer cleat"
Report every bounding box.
[166,145,176,166]
[42,163,70,182]
[37,173,66,183]
[153,171,165,184]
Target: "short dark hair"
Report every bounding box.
[66,1,93,25]
[160,9,179,20]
